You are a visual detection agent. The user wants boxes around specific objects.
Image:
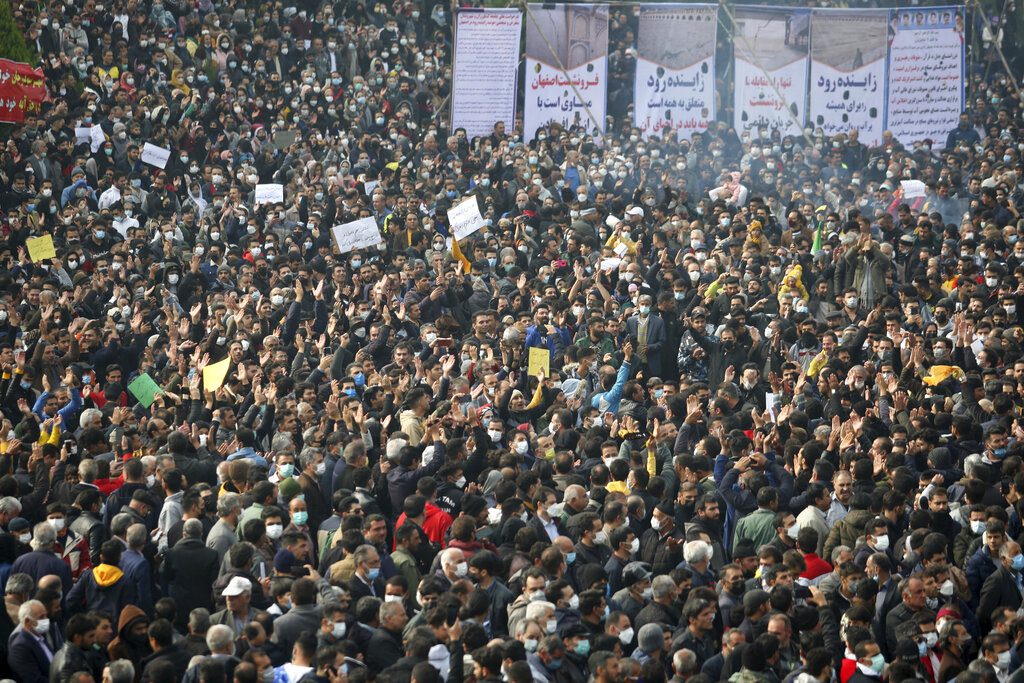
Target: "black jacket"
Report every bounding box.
[69,510,107,566]
[366,627,404,673]
[50,643,97,683]
[979,566,1023,632]
[162,537,221,631]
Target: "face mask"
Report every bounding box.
[595,530,608,545]
[524,638,539,652]
[846,297,859,308]
[266,523,284,539]
[873,534,889,551]
[332,621,347,638]
[34,618,50,635]
[870,653,885,675]
[618,627,634,644]
[488,430,503,443]
[546,619,558,634]
[18,533,30,544]
[1013,554,1024,571]
[971,520,986,534]
[367,567,380,581]
[650,516,662,531]
[997,650,1011,671]
[629,538,640,555]
[787,523,800,540]
[146,474,157,487]
[918,641,928,657]
[639,305,650,315]
[47,518,65,532]
[986,277,998,287]
[515,441,529,455]
[293,511,308,526]
[574,640,590,656]
[315,462,326,476]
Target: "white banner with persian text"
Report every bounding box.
[524,4,608,143]
[452,9,522,139]
[733,6,809,137]
[885,7,965,148]
[809,9,888,146]
[634,4,717,139]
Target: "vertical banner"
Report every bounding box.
[0,59,47,123]
[452,9,523,139]
[634,4,717,139]
[886,7,965,148]
[524,4,608,142]
[733,6,810,137]
[809,9,888,146]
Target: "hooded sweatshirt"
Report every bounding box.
[108,604,152,670]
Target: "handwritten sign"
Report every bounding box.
[331,217,383,254]
[90,126,106,153]
[363,179,380,197]
[524,4,609,142]
[25,235,56,262]
[528,347,551,376]
[128,373,162,408]
[901,180,927,199]
[74,127,92,145]
[446,197,486,241]
[254,183,284,205]
[202,356,231,392]
[634,5,717,139]
[141,142,171,169]
[452,9,522,138]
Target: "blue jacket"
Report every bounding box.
[590,360,632,414]
[32,388,82,425]
[227,446,269,469]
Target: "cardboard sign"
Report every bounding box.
[128,373,162,408]
[528,347,551,377]
[203,356,231,392]
[25,234,56,262]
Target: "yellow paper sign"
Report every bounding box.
[26,235,56,262]
[203,356,231,391]
[528,347,550,377]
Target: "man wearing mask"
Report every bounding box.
[978,542,1024,633]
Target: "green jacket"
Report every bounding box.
[733,508,777,554]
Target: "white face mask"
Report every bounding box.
[546,619,558,634]
[384,594,403,603]
[47,518,65,532]
[873,534,889,551]
[514,441,529,455]
[971,520,986,534]
[266,523,284,539]
[629,538,640,554]
[618,627,634,644]
[488,430,503,443]
[332,621,347,638]
[18,533,30,544]
[34,618,50,635]
[650,516,662,531]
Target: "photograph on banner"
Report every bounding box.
[634,4,717,140]
[809,9,888,147]
[733,6,810,138]
[885,6,964,149]
[451,9,522,139]
[524,3,608,143]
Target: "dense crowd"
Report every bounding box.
[1,1,1024,683]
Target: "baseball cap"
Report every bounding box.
[222,576,253,597]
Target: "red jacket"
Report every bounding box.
[395,502,453,549]
[801,552,833,581]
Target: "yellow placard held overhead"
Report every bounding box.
[528,347,550,376]
[203,357,232,391]
[26,235,56,262]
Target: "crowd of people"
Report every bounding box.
[1,0,1024,683]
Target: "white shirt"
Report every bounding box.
[98,185,121,210]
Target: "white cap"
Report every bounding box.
[221,576,252,597]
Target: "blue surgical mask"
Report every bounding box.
[566,552,576,565]
[548,659,563,671]
[574,640,590,656]
[993,447,1008,458]
[367,567,380,580]
[1013,553,1024,571]
[292,511,308,526]
[353,372,366,387]
[343,388,357,398]
[20,381,32,390]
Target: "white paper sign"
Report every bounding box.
[141,142,171,169]
[363,179,379,197]
[451,9,523,139]
[74,127,92,145]
[254,183,284,205]
[900,180,927,199]
[90,126,106,153]
[447,197,485,241]
[331,217,383,254]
